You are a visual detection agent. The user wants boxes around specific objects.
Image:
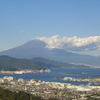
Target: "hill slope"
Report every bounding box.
[31,57,90,68]
[0,55,48,70]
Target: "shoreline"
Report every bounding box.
[0,68,51,75]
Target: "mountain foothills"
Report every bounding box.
[0,39,100,66]
[0,88,55,100]
[0,56,90,71]
[0,56,48,70]
[31,57,90,68]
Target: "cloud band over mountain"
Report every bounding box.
[31,35,100,51]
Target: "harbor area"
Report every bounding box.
[0,68,51,74]
[1,76,100,100]
[55,77,100,85]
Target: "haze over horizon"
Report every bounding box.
[1,0,100,56]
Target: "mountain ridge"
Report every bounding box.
[0,55,90,69]
[0,55,48,70]
[30,57,90,68]
[0,39,100,66]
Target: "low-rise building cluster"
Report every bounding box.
[0,76,100,100]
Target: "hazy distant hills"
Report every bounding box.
[0,56,90,70]
[0,39,100,66]
[31,57,90,68]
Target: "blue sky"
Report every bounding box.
[0,0,100,56]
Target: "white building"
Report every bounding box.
[76,86,92,91]
[3,76,13,81]
[67,84,92,91]
[18,78,24,83]
[0,78,3,83]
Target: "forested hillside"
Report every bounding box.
[0,56,48,70]
[0,88,58,100]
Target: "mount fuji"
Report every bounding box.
[0,39,100,66]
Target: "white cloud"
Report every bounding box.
[98,45,100,50]
[20,30,23,34]
[85,48,89,51]
[31,35,100,51]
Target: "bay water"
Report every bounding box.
[0,68,100,85]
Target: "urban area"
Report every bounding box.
[1,76,100,100]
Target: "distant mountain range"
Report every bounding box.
[0,56,90,71]
[30,57,90,68]
[0,39,100,66]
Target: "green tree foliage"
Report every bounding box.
[0,65,18,71]
[48,98,58,100]
[0,88,43,100]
